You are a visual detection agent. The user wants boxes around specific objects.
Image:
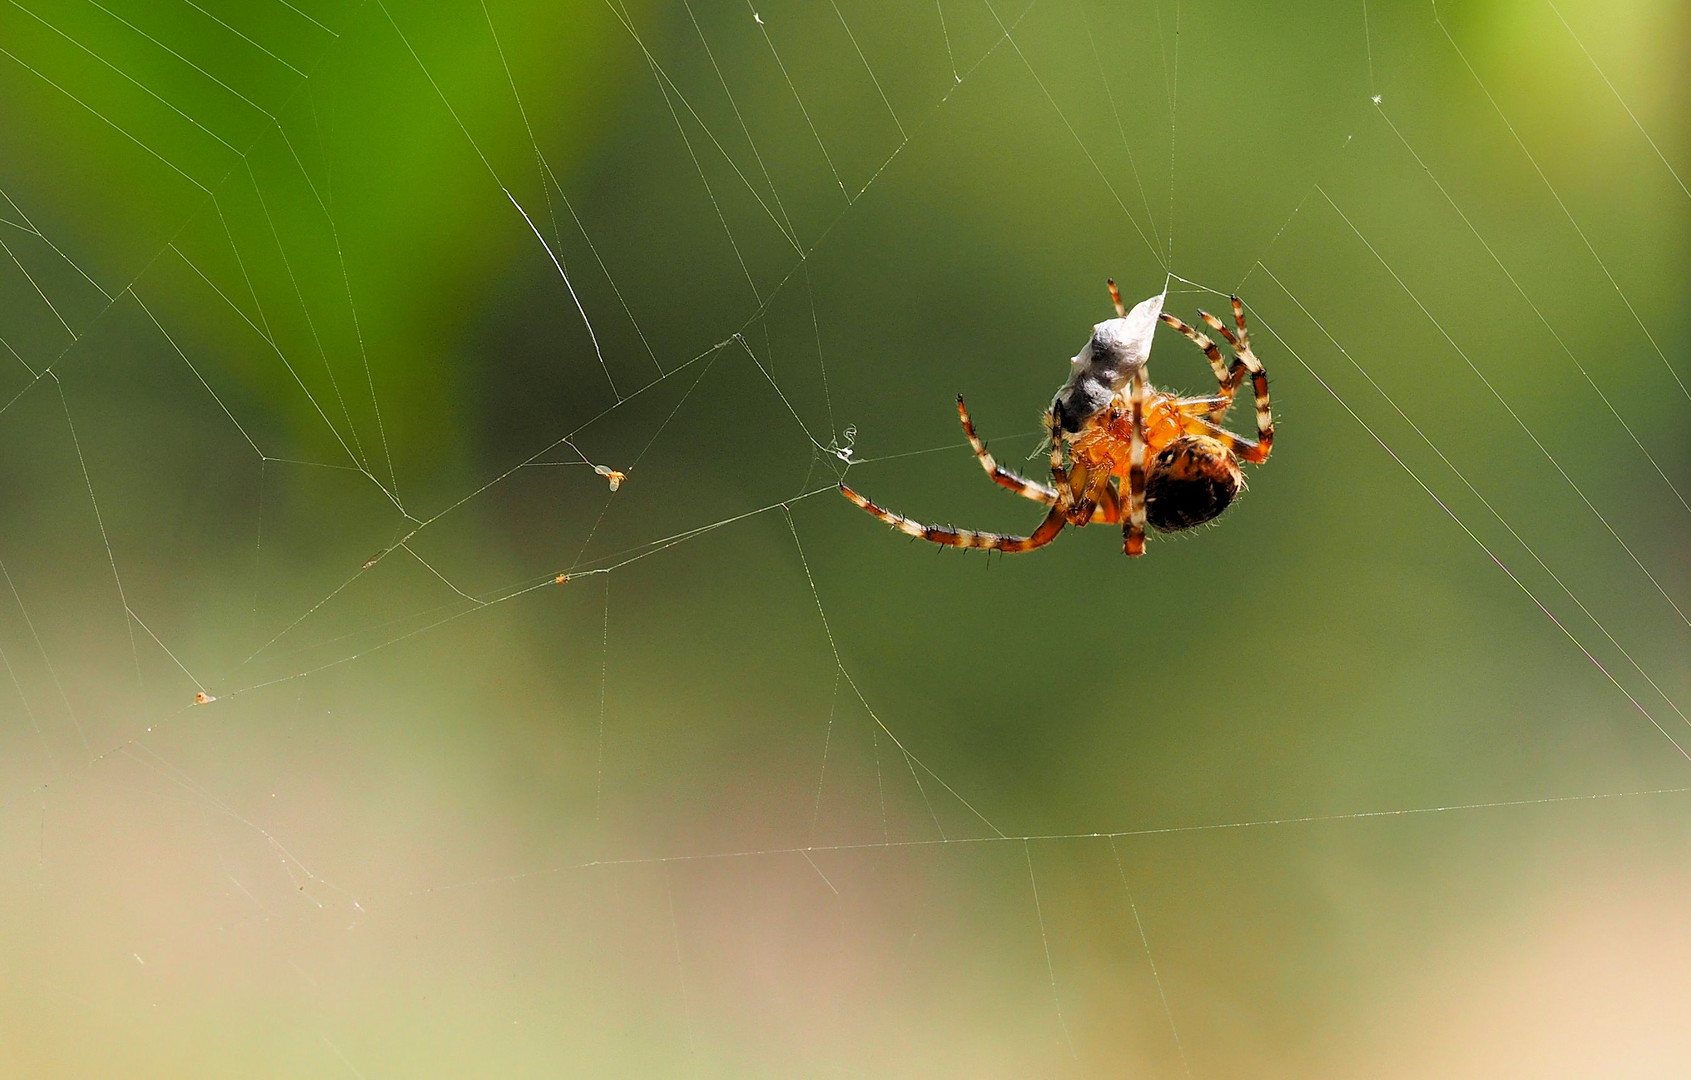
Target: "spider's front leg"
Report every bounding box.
[1198,297,1273,460]
[1162,297,1273,461]
[1159,311,1231,398]
[1159,312,1242,423]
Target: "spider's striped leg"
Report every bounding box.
[1187,416,1270,464]
[838,485,1070,553]
[1088,476,1124,524]
[1072,455,1118,525]
[1174,394,1230,417]
[1124,370,1150,556]
[1160,312,1234,419]
[957,396,1058,505]
[1198,298,1273,459]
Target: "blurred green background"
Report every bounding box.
[0,0,1687,1075]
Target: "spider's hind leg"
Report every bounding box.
[839,485,1069,553]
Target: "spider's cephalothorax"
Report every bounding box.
[840,281,1273,557]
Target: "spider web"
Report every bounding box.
[0,0,1687,1075]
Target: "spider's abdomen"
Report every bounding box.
[1145,435,1243,532]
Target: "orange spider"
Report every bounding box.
[840,282,1273,556]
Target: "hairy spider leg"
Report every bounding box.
[1190,416,1271,464]
[1161,297,1274,457]
[1175,394,1231,416]
[838,485,1072,552]
[1198,297,1273,459]
[1089,479,1125,524]
[840,402,1091,552]
[1124,369,1150,556]
[1082,466,1120,525]
[1106,278,1128,318]
[956,396,1058,505]
[1158,312,1233,415]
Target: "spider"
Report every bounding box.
[839,281,1273,557]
